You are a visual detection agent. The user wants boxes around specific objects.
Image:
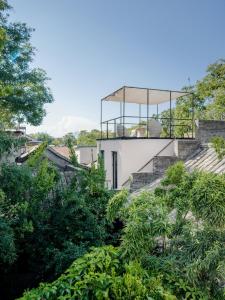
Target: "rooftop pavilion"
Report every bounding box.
[100,86,194,139]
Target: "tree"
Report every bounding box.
[19,165,225,299]
[196,59,225,120]
[29,132,54,145]
[159,59,225,138]
[77,129,101,146]
[19,246,176,300]
[0,1,53,127]
[0,151,115,299]
[211,136,225,160]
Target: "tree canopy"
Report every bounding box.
[0,0,53,127]
[19,164,225,299]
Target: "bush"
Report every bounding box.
[0,158,115,299]
[18,169,225,300]
[19,246,176,300]
[106,189,129,222]
[162,161,187,186]
[211,136,225,160]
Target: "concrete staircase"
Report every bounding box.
[130,140,200,192]
[129,120,225,192]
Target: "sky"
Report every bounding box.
[10,0,225,137]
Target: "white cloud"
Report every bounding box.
[26,115,99,137]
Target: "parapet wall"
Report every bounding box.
[175,140,200,160]
[196,120,225,143]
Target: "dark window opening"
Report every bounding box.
[112,151,118,189]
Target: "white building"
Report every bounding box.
[97,86,194,189]
[75,145,97,166]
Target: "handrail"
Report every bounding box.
[137,139,174,172]
[102,116,192,123]
[121,139,174,187]
[102,116,122,123]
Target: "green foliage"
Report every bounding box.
[9,163,225,300]
[51,132,77,146]
[190,172,225,227]
[158,59,225,138]
[211,136,225,160]
[0,216,16,264]
[106,189,129,222]
[19,246,176,300]
[27,141,47,167]
[66,136,78,166]
[77,129,101,146]
[0,155,115,298]
[196,59,225,120]
[160,172,225,299]
[121,192,171,260]
[0,0,53,126]
[29,132,54,145]
[162,161,187,186]
[0,130,26,159]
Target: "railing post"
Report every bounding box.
[100,99,103,139]
[191,93,194,138]
[147,89,149,138]
[139,104,141,124]
[106,121,109,139]
[114,119,116,138]
[123,86,125,137]
[169,91,172,138]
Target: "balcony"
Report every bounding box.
[100,86,194,139]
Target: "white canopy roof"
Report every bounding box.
[102,86,190,105]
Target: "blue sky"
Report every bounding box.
[10,0,225,136]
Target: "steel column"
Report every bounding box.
[123,86,125,137]
[169,91,172,138]
[139,104,141,123]
[100,99,103,139]
[191,93,195,138]
[147,89,149,138]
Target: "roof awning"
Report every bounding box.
[102,86,190,105]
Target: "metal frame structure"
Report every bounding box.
[100,86,194,140]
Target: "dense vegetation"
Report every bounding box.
[19,163,225,299]
[0,149,117,299]
[211,136,225,160]
[30,129,102,147]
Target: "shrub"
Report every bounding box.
[162,161,187,186]
[106,189,129,222]
[19,246,176,300]
[211,136,225,160]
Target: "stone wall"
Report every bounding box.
[153,156,178,175]
[196,120,225,143]
[175,140,201,160]
[130,172,159,192]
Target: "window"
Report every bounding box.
[112,151,118,189]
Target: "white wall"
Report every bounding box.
[97,139,175,189]
[75,147,97,165]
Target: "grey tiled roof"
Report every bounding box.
[131,144,225,195]
[185,144,225,174]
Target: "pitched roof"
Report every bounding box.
[185,144,225,174]
[50,146,71,160]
